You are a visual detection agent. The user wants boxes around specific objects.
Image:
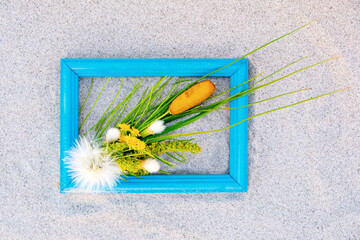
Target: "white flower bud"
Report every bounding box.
[141,158,160,173]
[105,128,120,143]
[148,120,166,134]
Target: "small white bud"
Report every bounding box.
[105,128,120,143]
[148,120,166,134]
[141,158,160,173]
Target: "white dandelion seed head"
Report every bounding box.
[142,158,160,173]
[148,120,166,134]
[64,137,122,191]
[105,128,120,143]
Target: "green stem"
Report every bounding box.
[147,87,348,142]
[251,55,309,87]
[165,152,185,163]
[193,19,318,83]
[94,77,124,132]
[79,77,111,132]
[197,88,310,112]
[207,72,264,101]
[153,155,174,167]
[79,78,94,115]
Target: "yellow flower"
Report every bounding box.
[118,123,131,132]
[130,127,140,137]
[119,135,146,151]
[118,123,140,137]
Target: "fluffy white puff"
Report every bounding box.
[105,128,120,143]
[141,158,161,173]
[148,120,166,134]
[64,137,122,191]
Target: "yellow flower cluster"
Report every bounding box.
[118,123,131,132]
[118,124,140,137]
[119,135,146,151]
[130,127,140,137]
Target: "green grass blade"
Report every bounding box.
[153,155,174,167]
[198,88,310,112]
[194,19,318,83]
[207,72,264,101]
[79,77,111,132]
[93,77,124,131]
[159,170,170,175]
[138,77,179,130]
[79,78,94,115]
[94,79,142,138]
[159,57,327,126]
[165,152,185,163]
[147,87,349,142]
[174,152,187,162]
[251,55,309,87]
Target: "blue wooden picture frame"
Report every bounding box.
[60,58,248,193]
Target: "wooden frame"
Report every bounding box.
[60,58,248,193]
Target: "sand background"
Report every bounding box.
[1,1,359,239]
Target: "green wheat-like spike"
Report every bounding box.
[148,140,202,155]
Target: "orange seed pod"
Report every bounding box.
[169,80,216,115]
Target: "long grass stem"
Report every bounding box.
[79,77,111,132]
[147,87,348,143]
[79,78,94,116]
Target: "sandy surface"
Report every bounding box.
[1,1,359,239]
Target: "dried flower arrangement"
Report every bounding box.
[64,20,348,191]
